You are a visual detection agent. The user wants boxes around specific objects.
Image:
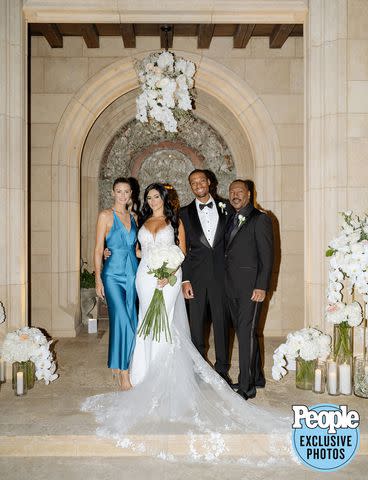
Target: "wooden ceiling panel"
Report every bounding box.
[121,24,136,48]
[134,24,160,36]
[36,24,63,48]
[81,24,99,48]
[172,24,198,36]
[233,24,255,48]
[213,24,237,36]
[29,22,303,49]
[95,24,122,36]
[270,24,295,48]
[197,24,215,49]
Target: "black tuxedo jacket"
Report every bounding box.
[224,204,273,299]
[180,199,227,287]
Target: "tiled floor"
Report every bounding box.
[0,321,366,479]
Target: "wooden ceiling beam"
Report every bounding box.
[160,25,174,49]
[38,23,63,48]
[121,23,136,48]
[81,24,99,48]
[269,24,295,48]
[197,24,215,49]
[233,24,255,48]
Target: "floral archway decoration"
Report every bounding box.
[136,51,196,133]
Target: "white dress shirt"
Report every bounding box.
[196,195,219,247]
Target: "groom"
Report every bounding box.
[225,179,274,400]
[180,169,231,384]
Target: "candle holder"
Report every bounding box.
[353,355,368,398]
[338,358,353,396]
[327,358,339,396]
[12,362,28,396]
[295,357,316,390]
[11,360,35,391]
[0,357,5,384]
[313,360,326,394]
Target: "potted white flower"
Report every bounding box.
[1,326,58,391]
[272,328,331,390]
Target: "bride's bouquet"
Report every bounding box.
[137,244,185,342]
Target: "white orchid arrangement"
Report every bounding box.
[136,51,196,132]
[218,202,228,215]
[238,214,246,227]
[325,301,362,327]
[326,211,368,304]
[1,327,58,384]
[272,328,331,381]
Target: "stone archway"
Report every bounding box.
[50,53,281,336]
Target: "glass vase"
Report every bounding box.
[12,361,36,392]
[334,323,353,364]
[326,358,339,395]
[353,355,368,398]
[313,360,326,394]
[296,357,316,390]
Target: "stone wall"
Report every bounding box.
[30,34,303,336]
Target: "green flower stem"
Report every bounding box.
[137,288,172,343]
[296,358,316,387]
[334,322,353,361]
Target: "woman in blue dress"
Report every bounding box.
[94,177,138,390]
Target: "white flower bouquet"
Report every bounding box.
[326,211,368,303]
[1,326,58,384]
[272,327,331,381]
[137,245,185,342]
[136,51,196,132]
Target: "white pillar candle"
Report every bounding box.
[339,363,352,395]
[314,368,322,392]
[16,371,24,395]
[0,358,5,382]
[88,318,97,334]
[328,361,338,395]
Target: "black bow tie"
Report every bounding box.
[199,201,214,210]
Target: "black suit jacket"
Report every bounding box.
[180,199,227,287]
[225,204,273,299]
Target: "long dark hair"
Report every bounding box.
[140,183,179,245]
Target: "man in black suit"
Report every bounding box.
[180,169,231,384]
[225,179,273,400]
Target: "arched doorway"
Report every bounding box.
[47,54,281,336]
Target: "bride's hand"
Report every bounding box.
[157,278,169,288]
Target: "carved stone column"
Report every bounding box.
[305,0,349,329]
[0,0,28,340]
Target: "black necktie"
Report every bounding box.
[199,201,213,210]
[225,213,239,244]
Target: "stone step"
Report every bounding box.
[0,434,367,457]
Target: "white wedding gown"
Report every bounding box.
[82,224,293,463]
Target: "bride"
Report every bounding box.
[82,183,292,463]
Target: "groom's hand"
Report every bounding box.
[182,282,194,299]
[251,289,266,302]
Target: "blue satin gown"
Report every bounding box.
[102,211,138,370]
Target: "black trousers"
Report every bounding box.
[188,281,230,374]
[226,296,265,392]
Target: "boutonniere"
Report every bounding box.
[218,202,228,215]
[238,214,246,227]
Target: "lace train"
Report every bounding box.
[81,294,294,464]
